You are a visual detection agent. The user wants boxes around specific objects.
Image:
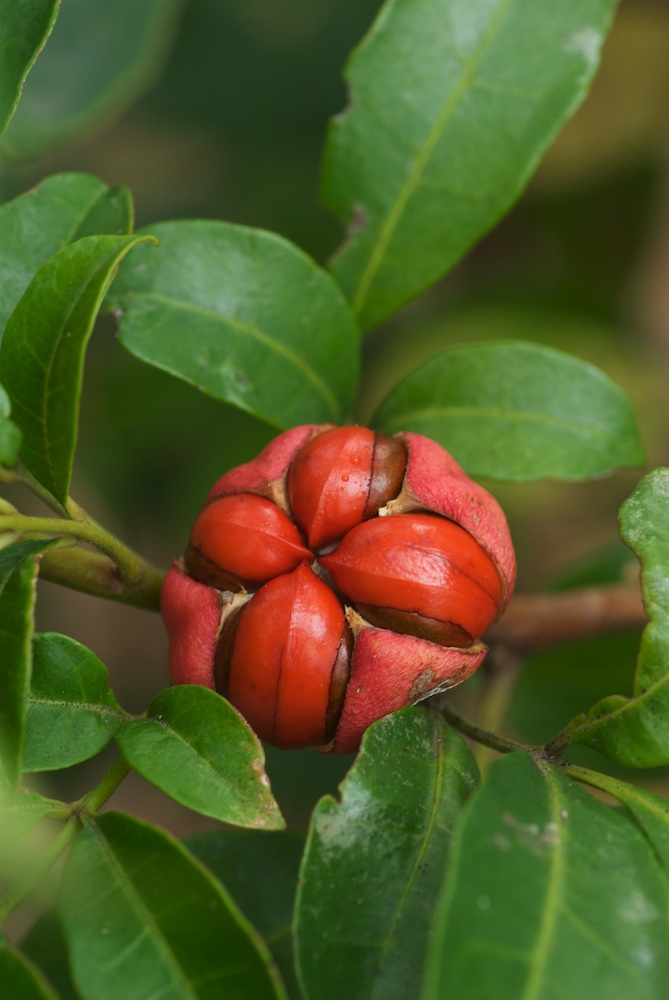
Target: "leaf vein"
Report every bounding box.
[123,291,339,417]
[350,0,515,316]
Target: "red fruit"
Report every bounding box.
[215,562,350,749]
[184,493,312,590]
[321,513,502,647]
[287,425,407,549]
[162,424,517,754]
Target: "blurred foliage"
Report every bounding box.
[2,0,669,824]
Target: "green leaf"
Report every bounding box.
[70,184,134,241]
[0,173,133,338]
[373,341,644,480]
[108,220,360,429]
[0,0,59,138]
[324,0,618,330]
[424,752,669,1000]
[0,945,59,1000]
[117,685,285,830]
[559,470,669,766]
[59,812,287,1000]
[187,829,305,1000]
[20,909,79,1000]
[590,776,669,875]
[0,787,67,914]
[0,382,21,466]
[1,0,183,157]
[0,234,154,504]
[294,708,478,1000]
[0,786,66,843]
[0,540,52,789]
[23,633,127,772]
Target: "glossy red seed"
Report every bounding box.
[320,513,502,643]
[287,426,406,550]
[219,562,350,749]
[185,493,312,590]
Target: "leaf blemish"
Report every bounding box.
[347,204,368,237]
[501,812,561,856]
[562,27,602,70]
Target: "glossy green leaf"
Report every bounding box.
[0,540,52,789]
[0,173,133,338]
[0,945,59,1000]
[560,470,669,765]
[60,812,287,1000]
[108,220,360,428]
[0,0,59,138]
[373,341,643,480]
[117,685,284,830]
[188,829,305,1000]
[0,382,21,466]
[70,184,134,241]
[591,776,669,875]
[23,633,127,772]
[0,234,154,503]
[294,708,478,1000]
[424,752,669,1000]
[1,0,183,156]
[324,0,618,330]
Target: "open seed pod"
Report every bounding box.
[161,424,516,753]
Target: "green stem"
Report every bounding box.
[0,757,131,927]
[0,512,145,581]
[439,700,530,757]
[39,544,164,611]
[77,756,131,815]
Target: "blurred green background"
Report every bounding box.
[3,0,669,828]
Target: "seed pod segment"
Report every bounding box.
[216,562,351,750]
[385,432,516,606]
[161,563,225,689]
[185,493,312,591]
[320,513,502,646]
[331,617,487,754]
[206,424,320,513]
[287,425,407,549]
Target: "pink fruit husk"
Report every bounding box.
[206,424,322,511]
[330,620,487,754]
[161,563,222,688]
[386,432,516,608]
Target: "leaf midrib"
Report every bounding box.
[350,0,515,317]
[521,761,564,1000]
[80,820,198,996]
[120,290,339,418]
[381,404,626,442]
[366,723,449,999]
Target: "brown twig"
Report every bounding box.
[484,583,647,656]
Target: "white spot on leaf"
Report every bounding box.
[563,27,602,71]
